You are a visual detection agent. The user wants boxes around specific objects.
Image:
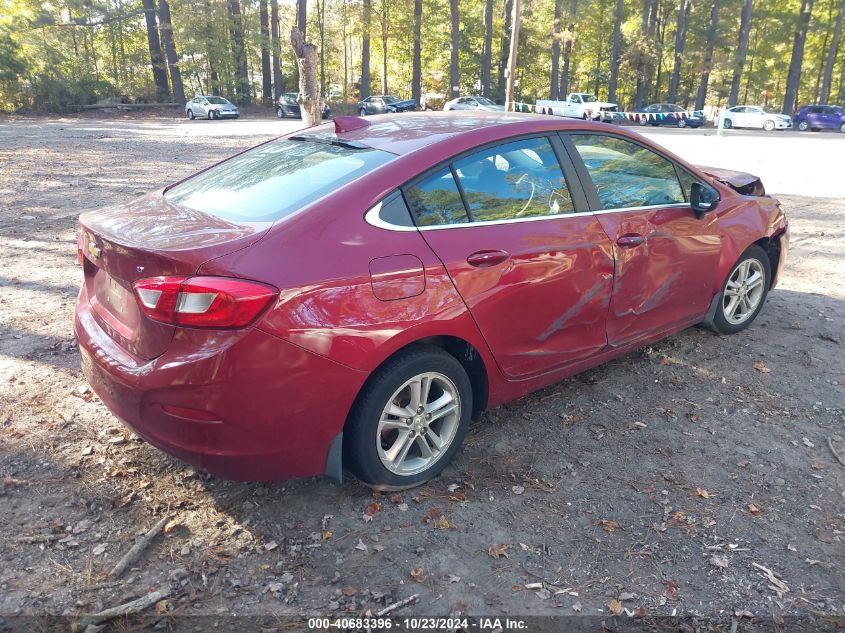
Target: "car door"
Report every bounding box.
[566,94,582,118]
[402,135,614,379]
[193,98,207,116]
[563,132,721,347]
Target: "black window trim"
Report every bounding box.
[558,130,705,213]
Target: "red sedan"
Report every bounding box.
[74,112,788,489]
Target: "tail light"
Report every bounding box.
[77,231,84,265]
[132,276,277,328]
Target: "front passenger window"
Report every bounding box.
[570,134,685,209]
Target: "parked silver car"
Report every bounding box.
[443,95,504,112]
[719,105,791,131]
[185,96,240,120]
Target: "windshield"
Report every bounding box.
[381,96,400,104]
[164,139,394,222]
[475,97,496,106]
[579,94,598,102]
[206,97,230,105]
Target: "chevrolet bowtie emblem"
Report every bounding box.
[87,241,101,260]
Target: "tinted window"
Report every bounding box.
[404,168,469,227]
[164,139,394,222]
[454,137,574,221]
[570,134,685,209]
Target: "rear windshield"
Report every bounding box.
[164,139,394,222]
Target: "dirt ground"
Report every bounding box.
[0,117,843,631]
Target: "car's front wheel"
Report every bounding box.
[712,245,771,334]
[797,119,809,131]
[840,122,845,133]
[186,109,194,120]
[677,117,687,128]
[763,119,775,131]
[344,346,472,490]
[723,118,733,129]
[276,107,285,118]
[359,108,367,117]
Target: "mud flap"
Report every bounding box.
[325,432,344,484]
[698,292,721,331]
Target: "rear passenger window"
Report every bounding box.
[404,168,469,227]
[454,137,574,221]
[570,134,685,209]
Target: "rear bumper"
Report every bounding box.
[74,285,366,481]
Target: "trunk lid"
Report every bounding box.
[79,193,270,360]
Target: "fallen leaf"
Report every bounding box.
[608,599,623,615]
[449,491,467,502]
[92,543,107,556]
[709,553,729,570]
[632,606,647,618]
[802,437,815,448]
[421,507,443,524]
[164,518,181,534]
[410,567,426,582]
[364,501,381,518]
[619,592,636,601]
[597,519,620,533]
[512,485,525,495]
[487,543,510,559]
[154,599,168,614]
[433,515,453,529]
[664,580,679,600]
[695,487,710,499]
[354,539,368,553]
[572,601,582,612]
[748,503,763,516]
[389,493,402,504]
[321,530,333,540]
[447,483,460,492]
[264,541,279,551]
[342,585,357,596]
[448,574,461,583]
[753,361,771,373]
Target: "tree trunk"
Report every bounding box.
[381,0,389,94]
[141,0,170,101]
[297,0,307,37]
[667,0,688,103]
[607,0,624,104]
[497,0,514,102]
[505,0,521,109]
[694,0,720,111]
[203,0,220,95]
[449,0,460,98]
[783,0,814,114]
[481,0,494,98]
[259,0,272,104]
[727,0,753,107]
[361,0,371,97]
[228,0,250,104]
[560,21,575,98]
[820,0,845,103]
[271,0,282,99]
[634,0,657,108]
[550,0,562,99]
[318,0,326,97]
[412,0,423,104]
[290,27,322,126]
[158,0,184,103]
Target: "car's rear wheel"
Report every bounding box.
[840,122,845,133]
[639,117,648,126]
[186,109,194,120]
[797,120,809,131]
[763,119,775,131]
[712,245,771,335]
[344,346,472,490]
[359,108,367,116]
[677,117,687,128]
[723,118,732,129]
[276,107,285,118]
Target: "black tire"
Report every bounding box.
[186,109,194,120]
[840,122,845,133]
[344,346,472,490]
[723,118,733,129]
[359,108,367,117]
[276,107,285,118]
[763,119,775,132]
[207,110,213,120]
[677,117,687,128]
[797,119,809,131]
[711,244,771,335]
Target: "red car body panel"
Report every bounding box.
[74,112,788,482]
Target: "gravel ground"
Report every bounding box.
[0,115,843,631]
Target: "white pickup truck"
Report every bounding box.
[535,93,618,122]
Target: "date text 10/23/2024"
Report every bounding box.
[307,617,529,631]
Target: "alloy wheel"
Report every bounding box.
[376,372,461,476]
[722,258,766,325]
[763,120,775,131]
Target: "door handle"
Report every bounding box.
[617,234,645,248]
[466,249,510,267]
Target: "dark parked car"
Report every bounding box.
[358,95,416,116]
[275,92,331,119]
[75,112,787,489]
[793,104,845,132]
[634,103,703,128]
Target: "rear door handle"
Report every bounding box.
[617,234,645,247]
[466,249,510,267]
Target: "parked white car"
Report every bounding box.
[443,96,504,112]
[720,106,791,131]
[536,93,618,122]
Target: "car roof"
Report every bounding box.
[302,111,609,156]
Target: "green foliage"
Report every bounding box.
[0,0,842,113]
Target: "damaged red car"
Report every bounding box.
[74,112,788,489]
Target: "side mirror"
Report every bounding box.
[690,182,720,218]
